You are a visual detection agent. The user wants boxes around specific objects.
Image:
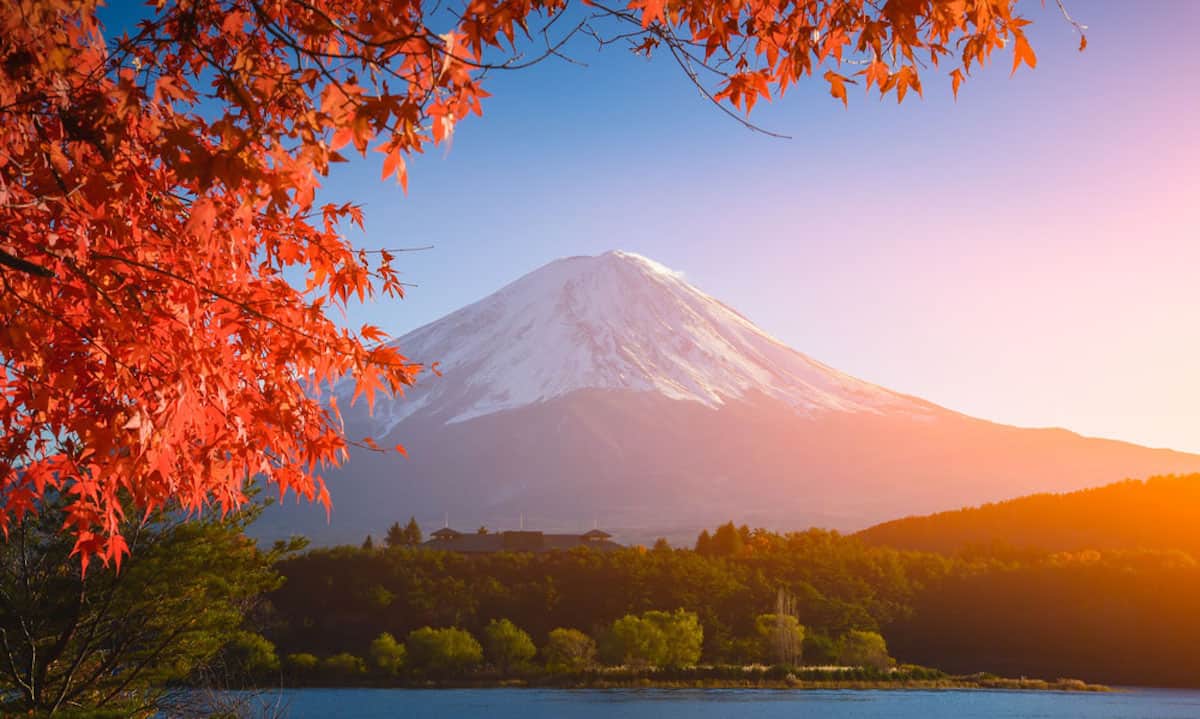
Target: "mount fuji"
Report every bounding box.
[258,251,1200,544]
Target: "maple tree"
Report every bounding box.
[0,0,1083,568]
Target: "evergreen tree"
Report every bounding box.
[362,534,375,550]
[695,529,713,555]
[404,516,423,545]
[712,522,745,556]
[385,521,406,548]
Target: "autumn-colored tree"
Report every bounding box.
[0,0,1083,567]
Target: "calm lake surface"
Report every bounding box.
[225,687,1200,718]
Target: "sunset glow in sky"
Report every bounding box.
[300,1,1200,453]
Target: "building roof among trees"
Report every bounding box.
[423,529,622,553]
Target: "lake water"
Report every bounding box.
[220,687,1200,718]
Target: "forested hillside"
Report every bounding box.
[263,516,1200,686]
[856,475,1200,556]
[268,528,943,665]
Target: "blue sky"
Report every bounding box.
[102,1,1200,453]
[323,1,1200,453]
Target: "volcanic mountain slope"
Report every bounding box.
[256,251,1200,544]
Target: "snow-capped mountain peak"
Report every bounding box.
[351,250,921,431]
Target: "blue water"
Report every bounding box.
[222,688,1200,718]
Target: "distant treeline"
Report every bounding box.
[856,474,1200,556]
[260,476,1200,687]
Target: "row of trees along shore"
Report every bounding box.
[239,610,896,685]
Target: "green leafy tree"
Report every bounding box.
[695,529,713,555]
[755,615,805,665]
[803,634,839,665]
[321,652,367,679]
[406,627,483,676]
[483,619,537,674]
[542,628,597,673]
[285,653,319,679]
[603,614,663,668]
[756,589,804,665]
[602,609,702,668]
[0,497,292,716]
[648,609,704,668]
[219,631,281,681]
[368,633,407,676]
[837,630,894,671]
[362,535,375,550]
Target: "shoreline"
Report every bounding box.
[262,675,1112,693]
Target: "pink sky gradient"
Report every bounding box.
[318,0,1200,454]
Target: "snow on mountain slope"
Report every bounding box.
[349,251,928,432]
[253,250,1200,546]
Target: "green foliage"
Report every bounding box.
[0,497,289,715]
[482,618,536,673]
[321,652,367,679]
[269,526,940,668]
[368,633,407,676]
[368,584,396,609]
[362,535,375,550]
[802,633,839,664]
[259,512,1200,686]
[602,609,703,668]
[406,627,483,676]
[888,552,1200,686]
[837,630,893,670]
[755,614,805,665]
[220,631,281,679]
[285,653,319,675]
[542,628,597,673]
